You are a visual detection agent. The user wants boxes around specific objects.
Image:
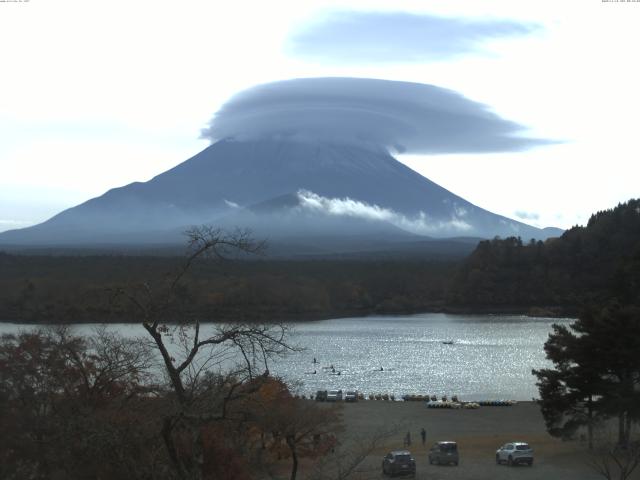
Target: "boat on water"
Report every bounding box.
[442,340,454,345]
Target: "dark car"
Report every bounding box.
[428,441,459,466]
[315,390,327,401]
[382,450,416,477]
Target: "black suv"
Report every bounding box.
[315,390,327,401]
[428,441,459,466]
[382,450,416,477]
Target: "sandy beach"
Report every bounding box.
[311,400,634,480]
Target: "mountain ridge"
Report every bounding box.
[0,139,562,249]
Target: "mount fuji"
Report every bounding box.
[0,139,562,254]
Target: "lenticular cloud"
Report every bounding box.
[201,77,550,154]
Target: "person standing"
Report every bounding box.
[420,428,426,446]
[404,431,411,447]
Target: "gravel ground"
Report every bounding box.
[309,400,637,480]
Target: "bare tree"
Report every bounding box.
[114,226,298,479]
[308,424,404,480]
[589,432,640,480]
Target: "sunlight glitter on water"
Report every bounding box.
[273,313,572,400]
[0,313,571,400]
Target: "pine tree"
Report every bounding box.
[534,303,640,448]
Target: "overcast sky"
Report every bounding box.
[1,0,639,233]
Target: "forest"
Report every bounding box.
[0,254,455,324]
[448,199,640,313]
[0,199,639,324]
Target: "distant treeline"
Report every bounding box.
[2,199,639,323]
[0,254,456,323]
[448,199,640,313]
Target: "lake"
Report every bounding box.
[0,313,571,401]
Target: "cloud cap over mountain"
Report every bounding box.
[201,77,551,154]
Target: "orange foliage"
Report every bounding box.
[202,425,253,480]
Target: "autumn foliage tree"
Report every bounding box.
[241,377,342,480]
[0,327,157,480]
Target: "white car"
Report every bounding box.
[326,389,343,402]
[496,442,534,466]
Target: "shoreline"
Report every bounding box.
[0,304,575,325]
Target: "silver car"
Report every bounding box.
[496,442,534,466]
[428,441,459,466]
[344,390,358,402]
[326,389,343,402]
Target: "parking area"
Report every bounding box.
[322,400,612,480]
